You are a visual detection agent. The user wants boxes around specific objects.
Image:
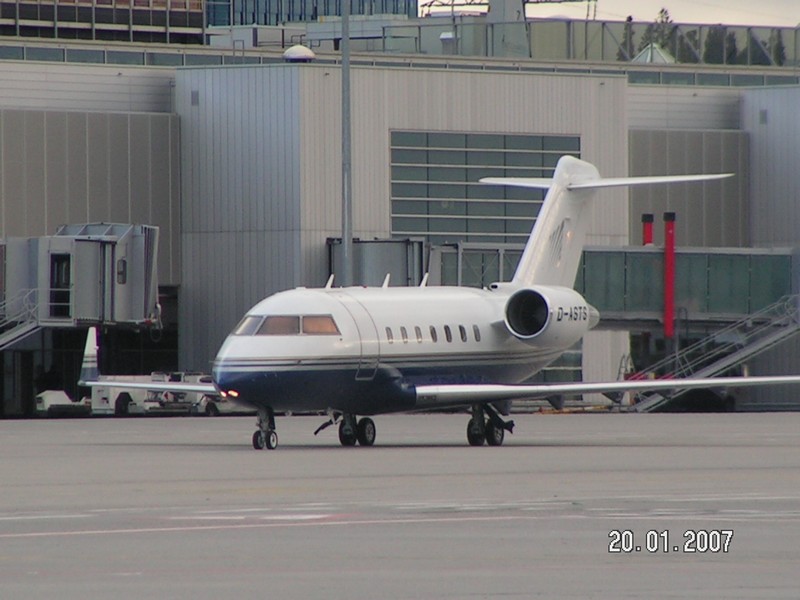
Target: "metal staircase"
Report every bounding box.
[628,295,800,412]
[0,289,41,351]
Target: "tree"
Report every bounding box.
[702,26,738,65]
[675,29,700,64]
[770,28,786,66]
[638,8,674,51]
[617,15,635,61]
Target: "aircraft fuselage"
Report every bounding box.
[212,284,597,415]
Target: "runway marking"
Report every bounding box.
[0,514,91,522]
[0,513,562,540]
[5,506,800,541]
[166,514,331,522]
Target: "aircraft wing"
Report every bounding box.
[414,375,800,407]
[79,379,218,395]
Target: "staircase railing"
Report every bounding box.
[627,295,800,411]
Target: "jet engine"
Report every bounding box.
[503,286,599,345]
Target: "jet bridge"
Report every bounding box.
[0,223,160,352]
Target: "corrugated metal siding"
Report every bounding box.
[176,66,303,369]
[628,85,741,130]
[741,86,800,248]
[628,129,749,247]
[740,87,800,409]
[0,109,180,285]
[0,62,174,113]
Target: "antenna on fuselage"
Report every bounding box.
[325,274,335,289]
[382,274,391,288]
[420,273,429,287]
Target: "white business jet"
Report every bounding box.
[80,156,800,449]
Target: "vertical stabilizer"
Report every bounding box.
[480,155,732,288]
[78,327,99,385]
[482,155,600,287]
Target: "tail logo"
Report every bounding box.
[548,218,571,266]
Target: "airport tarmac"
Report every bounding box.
[1,412,799,599]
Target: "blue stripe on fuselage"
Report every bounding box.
[213,351,559,414]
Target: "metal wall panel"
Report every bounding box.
[176,66,303,369]
[0,62,174,114]
[741,86,800,409]
[628,86,741,130]
[741,86,800,247]
[44,112,69,231]
[108,115,131,224]
[628,129,749,247]
[0,109,181,286]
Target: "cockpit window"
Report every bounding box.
[232,315,263,335]
[258,315,301,335]
[302,315,341,335]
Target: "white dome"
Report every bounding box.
[282,45,316,63]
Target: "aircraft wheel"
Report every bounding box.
[338,421,358,446]
[485,420,505,446]
[356,417,376,446]
[252,430,266,450]
[205,401,220,417]
[266,430,278,450]
[466,419,486,446]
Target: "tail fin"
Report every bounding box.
[480,155,732,288]
[78,327,99,385]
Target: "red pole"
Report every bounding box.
[663,212,676,340]
[641,213,654,246]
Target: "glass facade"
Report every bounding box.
[390,130,580,245]
[433,245,793,319]
[207,0,416,27]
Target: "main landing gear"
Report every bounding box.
[314,412,377,447]
[252,406,279,450]
[467,403,515,447]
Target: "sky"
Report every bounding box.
[523,0,800,28]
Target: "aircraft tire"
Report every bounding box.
[252,430,266,450]
[205,401,220,417]
[266,430,278,450]
[466,419,486,446]
[338,421,358,446]
[356,418,376,446]
[485,421,505,446]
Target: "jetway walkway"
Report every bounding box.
[0,289,40,352]
[627,295,800,412]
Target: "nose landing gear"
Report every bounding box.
[252,406,278,450]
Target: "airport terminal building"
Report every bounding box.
[1,8,800,415]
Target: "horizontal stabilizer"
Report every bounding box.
[479,172,733,191]
[567,172,733,190]
[479,177,553,189]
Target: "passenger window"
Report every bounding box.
[386,327,394,343]
[430,326,438,343]
[302,315,340,335]
[232,315,262,335]
[459,325,467,342]
[258,315,300,335]
[473,324,481,342]
[444,325,452,343]
[400,326,408,344]
[415,326,423,343]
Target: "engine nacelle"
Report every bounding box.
[503,286,599,345]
